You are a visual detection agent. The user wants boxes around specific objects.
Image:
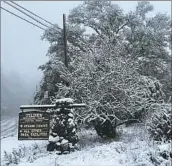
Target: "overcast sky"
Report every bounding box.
[1,1,171,84]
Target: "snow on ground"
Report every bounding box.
[1,136,46,156]
[1,119,171,166]
[1,116,18,139]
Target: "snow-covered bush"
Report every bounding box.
[147,103,172,141]
[55,42,164,137]
[2,143,47,166]
[3,151,13,165]
[34,0,170,138]
[149,141,172,165]
[47,107,78,154]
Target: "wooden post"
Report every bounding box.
[63,14,68,68]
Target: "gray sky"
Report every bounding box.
[1,1,171,84]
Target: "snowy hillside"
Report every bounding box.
[1,116,18,139]
[1,121,171,166]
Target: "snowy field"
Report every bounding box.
[1,117,171,166]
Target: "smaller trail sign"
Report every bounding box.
[44,91,48,99]
[18,111,50,140]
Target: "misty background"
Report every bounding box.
[1,1,171,117]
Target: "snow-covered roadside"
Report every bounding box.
[15,141,154,166]
[1,124,171,166]
[1,136,47,155]
[1,116,18,139]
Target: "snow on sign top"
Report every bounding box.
[20,98,86,110]
[55,98,74,104]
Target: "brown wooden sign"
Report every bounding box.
[18,111,50,140]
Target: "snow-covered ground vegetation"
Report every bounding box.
[146,103,172,141]
[1,122,171,166]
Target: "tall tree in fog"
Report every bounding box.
[35,0,171,107]
[68,1,171,100]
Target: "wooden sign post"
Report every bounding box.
[18,111,50,140]
[18,99,86,141]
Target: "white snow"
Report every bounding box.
[61,139,69,145]
[49,135,60,142]
[1,116,17,139]
[1,119,171,166]
[68,113,74,118]
[56,98,74,104]
[158,143,171,152]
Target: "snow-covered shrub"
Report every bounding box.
[147,103,172,141]
[33,0,171,139]
[55,41,164,137]
[3,149,23,165]
[47,101,79,154]
[3,151,13,165]
[149,141,172,165]
[2,143,47,166]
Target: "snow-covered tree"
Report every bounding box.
[35,1,171,104]
[147,103,172,141]
[68,0,171,100]
[34,0,170,137]
[34,24,91,104]
[54,41,164,137]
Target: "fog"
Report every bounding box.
[1,1,82,117]
[1,1,171,117]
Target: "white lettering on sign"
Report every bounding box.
[23,125,35,128]
[21,133,29,137]
[36,124,48,128]
[18,111,50,140]
[25,113,43,118]
[30,132,48,137]
[31,129,42,132]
